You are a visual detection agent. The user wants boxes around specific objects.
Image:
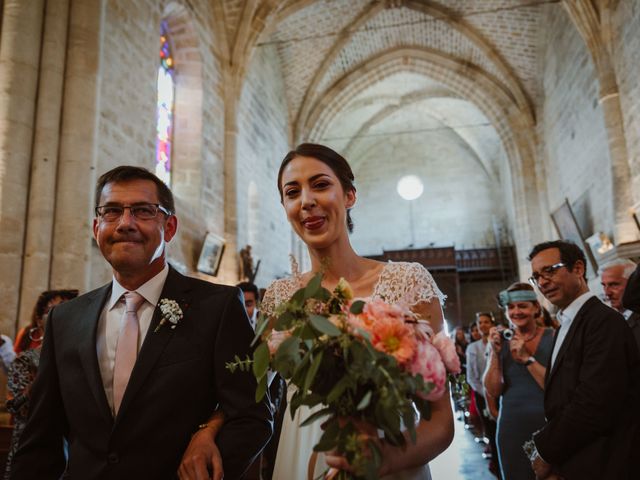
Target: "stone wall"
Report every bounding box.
[236,44,293,289]
[94,0,226,286]
[538,6,613,247]
[349,133,506,256]
[613,0,640,208]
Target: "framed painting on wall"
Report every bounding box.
[197,232,225,277]
[550,198,598,277]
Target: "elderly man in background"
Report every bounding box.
[600,259,640,351]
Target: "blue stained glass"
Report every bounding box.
[156,21,174,185]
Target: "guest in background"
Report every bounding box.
[600,259,640,352]
[13,290,79,354]
[5,289,79,480]
[236,281,259,330]
[454,326,468,374]
[623,261,640,314]
[484,283,553,480]
[466,312,500,477]
[470,323,481,342]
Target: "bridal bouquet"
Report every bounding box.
[228,274,460,480]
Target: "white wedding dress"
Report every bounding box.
[262,261,445,480]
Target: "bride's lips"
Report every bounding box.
[301,216,326,230]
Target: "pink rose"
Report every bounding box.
[432,331,461,374]
[267,329,291,356]
[408,341,447,401]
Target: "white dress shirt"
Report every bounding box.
[96,265,169,412]
[466,339,490,396]
[550,291,596,367]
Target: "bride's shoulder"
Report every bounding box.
[262,277,299,316]
[378,261,445,305]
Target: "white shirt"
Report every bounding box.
[550,291,596,367]
[466,339,490,396]
[623,309,633,321]
[96,265,169,412]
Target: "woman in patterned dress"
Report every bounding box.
[4,289,78,480]
[265,143,454,480]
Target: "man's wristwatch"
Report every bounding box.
[524,356,536,366]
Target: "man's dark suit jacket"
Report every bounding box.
[623,263,640,313]
[11,267,272,479]
[533,297,640,480]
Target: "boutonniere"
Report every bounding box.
[154,298,184,333]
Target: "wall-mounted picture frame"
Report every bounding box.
[550,198,599,277]
[197,232,225,277]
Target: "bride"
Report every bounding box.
[263,143,454,479]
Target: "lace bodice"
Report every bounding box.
[261,261,445,316]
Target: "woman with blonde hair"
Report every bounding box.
[483,282,554,479]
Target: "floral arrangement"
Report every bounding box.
[228,274,460,480]
[154,298,183,333]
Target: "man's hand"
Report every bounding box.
[531,453,552,479]
[178,427,223,480]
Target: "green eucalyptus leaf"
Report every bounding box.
[303,350,324,393]
[314,418,339,452]
[300,407,332,427]
[275,311,295,330]
[252,341,270,380]
[326,376,351,404]
[254,374,268,402]
[309,315,341,337]
[356,390,372,411]
[349,300,365,314]
[304,273,323,299]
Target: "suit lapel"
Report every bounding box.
[546,297,598,385]
[77,284,114,424]
[114,267,192,424]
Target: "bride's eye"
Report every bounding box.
[284,188,299,198]
[313,181,330,189]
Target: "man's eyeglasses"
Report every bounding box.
[528,262,566,286]
[95,204,171,222]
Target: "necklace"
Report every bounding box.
[520,327,539,342]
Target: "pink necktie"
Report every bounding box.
[113,291,144,414]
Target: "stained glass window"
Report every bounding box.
[156,21,174,185]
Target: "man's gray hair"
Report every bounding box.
[599,258,637,279]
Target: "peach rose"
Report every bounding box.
[431,331,461,374]
[408,341,447,401]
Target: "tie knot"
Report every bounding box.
[124,291,145,313]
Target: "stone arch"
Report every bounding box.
[341,89,496,181]
[288,0,534,141]
[305,46,543,267]
[162,1,203,203]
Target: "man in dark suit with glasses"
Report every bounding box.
[11,166,272,480]
[526,240,639,480]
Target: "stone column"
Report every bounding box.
[0,0,45,334]
[49,0,103,291]
[17,0,70,328]
[218,77,240,284]
[598,74,636,243]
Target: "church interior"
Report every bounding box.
[1,0,640,477]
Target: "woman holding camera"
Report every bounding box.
[483,283,554,480]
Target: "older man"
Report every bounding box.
[528,240,639,480]
[12,166,272,480]
[600,259,640,351]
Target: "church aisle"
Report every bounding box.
[430,414,498,480]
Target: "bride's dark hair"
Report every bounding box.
[277,143,356,233]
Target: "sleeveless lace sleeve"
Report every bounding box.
[374,262,446,307]
[261,278,299,317]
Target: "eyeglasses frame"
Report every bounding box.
[94,203,172,222]
[528,262,567,287]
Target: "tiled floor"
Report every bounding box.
[430,416,498,480]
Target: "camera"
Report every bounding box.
[500,328,514,341]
